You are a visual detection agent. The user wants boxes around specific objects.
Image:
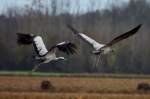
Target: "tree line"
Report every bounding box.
[0,0,150,74]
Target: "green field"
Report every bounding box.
[1,71,150,78]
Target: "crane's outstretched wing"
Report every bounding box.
[67,24,104,50]
[32,36,48,56]
[105,24,142,47]
[16,33,48,56]
[48,41,77,55]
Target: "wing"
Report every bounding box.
[49,41,77,55]
[17,33,34,45]
[105,24,142,47]
[33,36,48,56]
[67,24,104,50]
[17,33,48,56]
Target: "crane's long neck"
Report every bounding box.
[92,50,101,55]
[55,57,65,61]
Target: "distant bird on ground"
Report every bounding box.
[17,33,77,71]
[67,24,142,67]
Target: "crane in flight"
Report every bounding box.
[17,33,77,71]
[67,24,142,67]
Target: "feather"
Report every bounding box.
[49,41,77,55]
[105,24,142,46]
[17,33,34,45]
[67,24,104,50]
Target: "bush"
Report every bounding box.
[137,83,150,91]
[41,80,55,91]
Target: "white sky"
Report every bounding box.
[0,0,130,14]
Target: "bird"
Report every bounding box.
[17,33,77,71]
[67,24,142,67]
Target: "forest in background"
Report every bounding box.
[0,0,150,74]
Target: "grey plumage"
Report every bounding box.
[67,24,142,67]
[17,33,77,71]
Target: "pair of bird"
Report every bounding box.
[17,24,141,71]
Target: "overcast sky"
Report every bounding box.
[0,0,130,14]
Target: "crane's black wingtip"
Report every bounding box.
[66,24,79,34]
[16,33,34,45]
[137,24,142,29]
[54,41,77,55]
[133,24,142,33]
[135,24,142,31]
[130,24,142,34]
[66,42,77,55]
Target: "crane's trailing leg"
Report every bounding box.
[17,33,77,72]
[32,63,43,72]
[94,54,101,68]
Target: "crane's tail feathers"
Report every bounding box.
[17,33,33,45]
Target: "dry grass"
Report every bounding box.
[0,75,150,93]
[0,92,150,99]
[0,75,150,98]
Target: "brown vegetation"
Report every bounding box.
[0,75,150,93]
[40,80,55,91]
[1,92,150,99]
[0,75,150,98]
[137,83,150,91]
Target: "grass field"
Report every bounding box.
[0,71,150,99]
[1,92,150,99]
